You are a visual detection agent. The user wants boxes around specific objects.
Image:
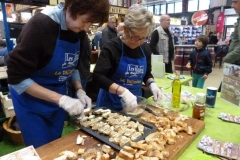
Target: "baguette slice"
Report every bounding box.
[123,146,136,154]
[118,150,134,160]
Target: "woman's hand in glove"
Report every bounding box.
[149,82,162,102]
[119,88,138,108]
[59,95,84,116]
[76,89,92,109]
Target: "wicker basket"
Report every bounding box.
[2,116,24,145]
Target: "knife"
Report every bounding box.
[145,107,159,116]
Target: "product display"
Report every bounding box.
[218,113,240,124]
[170,25,202,44]
[198,135,240,159]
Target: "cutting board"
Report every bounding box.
[142,105,205,160]
[36,107,205,160]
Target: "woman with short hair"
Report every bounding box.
[7,0,110,148]
[93,4,163,111]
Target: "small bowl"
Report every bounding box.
[121,96,148,117]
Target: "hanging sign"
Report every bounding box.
[216,11,225,33]
[191,10,208,26]
[109,6,128,14]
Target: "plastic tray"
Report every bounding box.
[72,108,156,151]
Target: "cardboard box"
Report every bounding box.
[151,55,165,78]
[0,145,41,160]
[0,92,15,118]
[221,63,240,106]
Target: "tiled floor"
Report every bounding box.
[180,63,223,90]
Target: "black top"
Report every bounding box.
[209,35,218,44]
[77,32,91,79]
[7,13,82,84]
[93,37,153,91]
[102,25,117,46]
[188,47,213,75]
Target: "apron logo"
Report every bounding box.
[59,76,67,82]
[62,52,79,68]
[125,64,144,78]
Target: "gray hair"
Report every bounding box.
[160,14,170,22]
[124,4,154,35]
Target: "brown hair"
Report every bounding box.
[196,35,209,48]
[64,0,110,25]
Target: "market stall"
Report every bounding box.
[32,85,240,160]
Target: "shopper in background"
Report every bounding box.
[218,0,240,92]
[150,14,175,73]
[93,4,163,111]
[6,0,109,148]
[209,31,218,44]
[93,26,103,50]
[0,39,8,91]
[223,0,240,65]
[0,39,8,66]
[186,35,212,89]
[102,16,118,45]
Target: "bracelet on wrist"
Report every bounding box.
[116,85,120,94]
[148,81,155,87]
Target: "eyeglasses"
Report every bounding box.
[127,29,149,42]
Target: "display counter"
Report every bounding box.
[174,44,217,75]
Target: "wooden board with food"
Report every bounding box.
[36,105,205,160]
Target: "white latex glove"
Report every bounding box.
[149,82,162,102]
[119,89,138,109]
[76,89,92,109]
[59,95,84,116]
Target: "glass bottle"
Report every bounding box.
[172,71,181,110]
[192,93,206,120]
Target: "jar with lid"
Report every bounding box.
[192,93,206,120]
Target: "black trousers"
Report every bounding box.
[165,60,173,73]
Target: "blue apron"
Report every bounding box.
[96,43,146,111]
[10,31,80,148]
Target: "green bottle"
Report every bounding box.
[172,71,181,110]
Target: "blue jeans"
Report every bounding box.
[192,73,205,89]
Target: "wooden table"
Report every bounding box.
[36,107,205,160]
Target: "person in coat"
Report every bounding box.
[93,4,163,111]
[102,16,118,46]
[186,35,212,88]
[6,0,110,148]
[149,14,175,73]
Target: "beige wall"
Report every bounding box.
[210,0,227,8]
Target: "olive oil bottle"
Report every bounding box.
[172,71,181,110]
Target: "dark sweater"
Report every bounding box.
[7,13,84,84]
[93,37,153,91]
[188,47,213,75]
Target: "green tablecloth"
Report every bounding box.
[148,85,240,160]
[154,74,192,89]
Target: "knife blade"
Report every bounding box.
[145,107,159,116]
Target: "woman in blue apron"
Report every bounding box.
[6,0,110,148]
[93,4,163,111]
